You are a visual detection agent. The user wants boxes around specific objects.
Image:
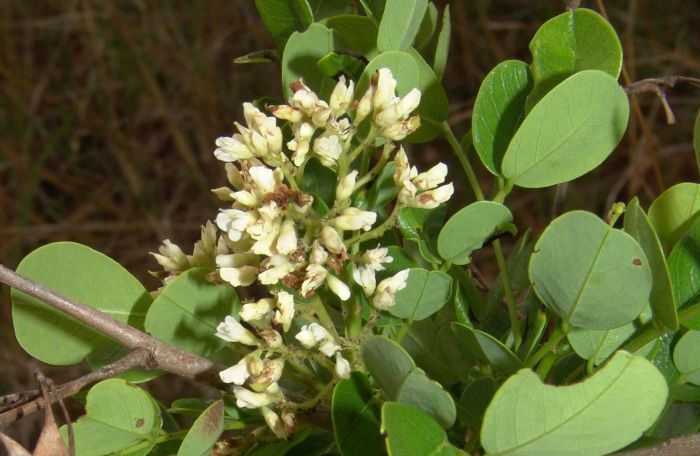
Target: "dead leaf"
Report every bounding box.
[0,432,32,456]
[32,371,69,456]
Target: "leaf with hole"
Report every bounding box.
[481,351,667,456]
[624,197,678,329]
[472,60,532,176]
[502,70,629,188]
[11,242,151,365]
[527,8,622,107]
[389,268,452,321]
[60,379,161,455]
[144,268,239,357]
[437,201,515,265]
[529,211,651,329]
[648,182,700,249]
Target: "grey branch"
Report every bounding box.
[614,434,700,456]
[0,264,224,425]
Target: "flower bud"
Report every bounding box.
[214,136,254,162]
[332,208,377,232]
[313,134,343,168]
[335,353,351,379]
[301,263,328,297]
[211,186,235,201]
[281,410,296,435]
[352,264,377,296]
[225,163,244,188]
[268,104,304,123]
[412,162,447,190]
[396,88,421,117]
[373,68,397,112]
[355,85,374,124]
[411,183,454,209]
[258,255,295,285]
[151,240,189,272]
[233,386,273,409]
[274,291,295,332]
[397,180,417,206]
[327,274,351,301]
[309,240,328,265]
[392,147,417,186]
[249,166,276,195]
[219,357,250,385]
[275,219,298,255]
[253,358,285,386]
[372,269,410,310]
[336,170,358,203]
[330,76,355,117]
[319,339,341,357]
[381,115,421,141]
[321,226,346,255]
[219,265,258,287]
[261,407,287,438]
[259,328,284,349]
[239,298,274,322]
[215,316,260,346]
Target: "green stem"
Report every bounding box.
[526,325,566,368]
[394,317,413,344]
[622,300,700,353]
[492,180,513,203]
[287,379,338,410]
[347,202,404,246]
[439,121,484,201]
[353,147,391,191]
[309,294,340,340]
[494,239,521,350]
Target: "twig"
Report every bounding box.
[0,349,152,427]
[614,433,700,455]
[625,76,700,125]
[0,264,221,382]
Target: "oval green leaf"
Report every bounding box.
[177,400,224,456]
[362,336,415,400]
[459,377,498,429]
[502,70,629,188]
[282,23,335,97]
[255,0,313,47]
[481,351,667,456]
[395,369,456,428]
[529,210,652,329]
[567,324,636,365]
[381,402,466,456]
[668,217,700,329]
[673,331,700,386]
[389,268,452,321]
[648,182,700,249]
[438,201,514,265]
[624,197,678,329]
[401,319,458,386]
[472,60,533,175]
[60,379,161,456]
[322,15,379,60]
[377,0,429,51]
[11,242,151,365]
[332,372,383,456]
[527,8,622,107]
[144,268,239,357]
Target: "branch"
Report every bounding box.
[614,433,700,456]
[0,264,221,382]
[625,76,700,125]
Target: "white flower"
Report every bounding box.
[219,356,251,385]
[216,209,257,241]
[248,218,281,256]
[268,104,304,123]
[190,221,219,267]
[327,274,351,301]
[319,339,341,357]
[261,407,287,438]
[321,226,346,255]
[372,269,410,310]
[288,122,315,166]
[301,263,328,297]
[289,80,320,114]
[231,189,259,207]
[151,239,189,272]
[393,146,418,186]
[216,253,259,268]
[309,240,328,265]
[274,291,295,332]
[381,116,421,141]
[375,88,422,128]
[336,170,357,203]
[295,322,330,348]
[215,316,259,346]
[411,183,454,209]
[249,166,277,195]
[239,298,274,322]
[332,208,377,231]
[233,386,274,409]
[214,136,254,162]
[330,75,354,117]
[355,84,374,124]
[335,353,351,379]
[258,255,295,285]
[352,265,377,296]
[252,358,285,386]
[313,134,343,167]
[259,328,284,349]
[362,247,392,271]
[241,102,283,156]
[219,266,258,287]
[275,219,298,255]
[225,163,245,189]
[412,162,447,190]
[373,68,398,112]
[397,179,417,206]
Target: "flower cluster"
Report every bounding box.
[151,67,453,439]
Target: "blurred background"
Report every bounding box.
[1,0,698,447]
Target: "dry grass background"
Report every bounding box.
[0,0,698,448]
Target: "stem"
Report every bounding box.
[494,239,521,350]
[492,180,513,203]
[353,147,391,191]
[622,299,700,353]
[393,318,413,344]
[439,121,484,201]
[526,325,567,368]
[287,379,337,411]
[347,202,404,246]
[309,295,340,340]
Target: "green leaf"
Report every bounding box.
[359,50,448,142]
[364,162,398,213]
[302,157,338,208]
[389,268,452,321]
[694,110,700,174]
[233,50,280,64]
[502,70,629,188]
[307,0,354,19]
[529,211,652,329]
[332,372,383,456]
[397,206,445,263]
[168,398,213,416]
[401,319,457,386]
[438,201,514,265]
[674,330,700,385]
[624,197,679,329]
[11,242,151,365]
[433,5,450,80]
[438,322,523,377]
[322,15,379,59]
[361,336,456,427]
[668,217,700,328]
[414,2,438,50]
[317,51,365,80]
[246,428,312,456]
[144,268,239,357]
[459,377,498,429]
[649,402,700,440]
[648,182,700,248]
[177,400,224,456]
[60,379,161,456]
[377,0,429,51]
[472,61,533,176]
[481,352,667,456]
[381,403,466,456]
[527,8,622,108]
[567,324,636,365]
[359,0,385,22]
[282,23,336,98]
[255,0,313,47]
